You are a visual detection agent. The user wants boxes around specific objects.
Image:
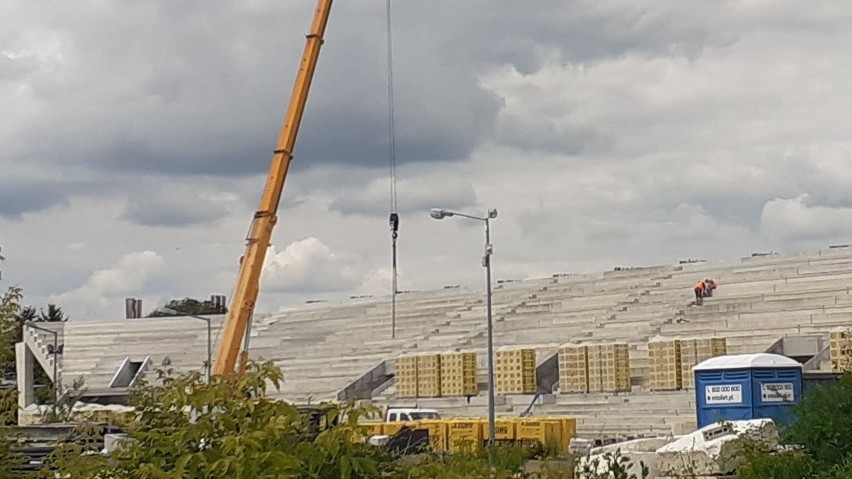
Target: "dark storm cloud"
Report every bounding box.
[329,171,478,216]
[9,0,852,320]
[437,1,725,68]
[123,196,226,228]
[6,1,741,179]
[2,0,837,182]
[5,0,764,180]
[0,181,74,218]
[1,1,505,178]
[117,176,257,228]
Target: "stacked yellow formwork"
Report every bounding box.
[830,328,852,373]
[587,344,630,393]
[440,352,478,397]
[416,353,442,397]
[679,340,697,390]
[496,348,537,394]
[395,355,418,398]
[649,339,681,391]
[558,345,589,394]
[601,343,631,392]
[680,337,727,389]
[586,345,604,393]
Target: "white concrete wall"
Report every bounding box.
[53,247,852,437]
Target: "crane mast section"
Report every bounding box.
[212,0,334,377]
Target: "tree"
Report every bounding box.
[42,360,386,479]
[0,286,26,473]
[15,306,36,323]
[783,374,852,466]
[146,297,227,318]
[12,306,36,344]
[0,287,23,385]
[736,374,852,478]
[38,304,67,322]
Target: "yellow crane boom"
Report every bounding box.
[212,0,334,377]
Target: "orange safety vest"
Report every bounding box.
[694,280,705,290]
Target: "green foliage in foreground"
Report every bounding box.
[31,359,591,479]
[0,287,26,475]
[0,288,628,479]
[41,361,390,479]
[783,374,852,466]
[736,373,852,479]
[393,445,539,479]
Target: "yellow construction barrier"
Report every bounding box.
[559,418,577,453]
[358,416,576,454]
[416,419,449,452]
[448,419,484,453]
[382,421,408,437]
[360,422,385,437]
[515,418,562,450]
[481,418,517,443]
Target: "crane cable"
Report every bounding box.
[386,0,400,339]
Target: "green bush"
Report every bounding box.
[6,348,664,478]
[735,447,816,479]
[40,360,389,479]
[736,373,852,478]
[0,287,26,475]
[816,456,852,479]
[784,374,852,467]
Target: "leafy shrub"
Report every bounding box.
[575,448,648,479]
[783,374,852,467]
[40,360,389,479]
[735,447,815,479]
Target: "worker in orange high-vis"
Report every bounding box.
[694,280,706,306]
[704,278,718,297]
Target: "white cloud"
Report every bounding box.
[261,237,362,293]
[760,195,852,241]
[357,266,394,297]
[52,251,165,319]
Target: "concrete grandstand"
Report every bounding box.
[17,246,852,438]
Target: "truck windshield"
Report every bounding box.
[409,412,440,420]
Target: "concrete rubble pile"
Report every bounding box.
[578,419,778,478]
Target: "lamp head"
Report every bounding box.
[487,208,498,219]
[430,209,451,220]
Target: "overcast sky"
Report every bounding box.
[2,1,852,320]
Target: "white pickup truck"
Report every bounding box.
[383,407,441,422]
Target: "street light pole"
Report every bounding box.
[483,214,496,448]
[430,207,498,447]
[157,308,212,385]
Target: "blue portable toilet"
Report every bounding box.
[693,353,802,428]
